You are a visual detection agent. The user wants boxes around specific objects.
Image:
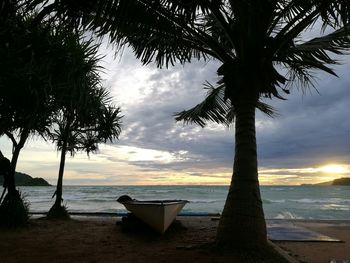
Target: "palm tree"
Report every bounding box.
[47,34,122,218]
[0,3,65,226]
[31,0,350,254]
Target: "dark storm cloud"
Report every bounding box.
[105,46,350,173]
[257,61,350,168]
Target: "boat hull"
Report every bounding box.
[121,200,188,233]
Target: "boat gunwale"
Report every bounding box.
[121,200,189,206]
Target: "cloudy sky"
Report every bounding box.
[1,37,350,186]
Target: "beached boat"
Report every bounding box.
[117,196,188,234]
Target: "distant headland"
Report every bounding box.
[0,172,51,186]
[302,177,350,186]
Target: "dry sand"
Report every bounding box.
[0,217,349,263]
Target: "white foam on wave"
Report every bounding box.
[320,204,350,211]
[270,199,286,203]
[274,211,304,219]
[189,199,220,204]
[292,198,350,204]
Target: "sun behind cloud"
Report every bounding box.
[318,164,349,174]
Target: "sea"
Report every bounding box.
[18,185,350,220]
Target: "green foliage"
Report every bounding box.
[0,191,29,228]
[42,22,122,220]
[0,11,67,138]
[48,34,122,157]
[0,4,102,159]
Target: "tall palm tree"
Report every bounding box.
[31,0,350,253]
[47,34,122,218]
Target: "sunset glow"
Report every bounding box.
[319,164,349,174]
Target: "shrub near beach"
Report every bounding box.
[0,192,29,228]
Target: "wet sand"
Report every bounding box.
[0,217,349,263]
[276,220,350,263]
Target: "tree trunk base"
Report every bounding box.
[0,190,29,228]
[47,203,70,219]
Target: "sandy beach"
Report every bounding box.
[0,217,349,263]
[276,220,350,263]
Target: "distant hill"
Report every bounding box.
[332,177,350,185]
[0,172,51,186]
[314,181,333,186]
[302,177,350,186]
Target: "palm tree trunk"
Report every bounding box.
[0,130,30,227]
[216,100,267,249]
[7,146,20,195]
[8,130,29,196]
[54,139,68,208]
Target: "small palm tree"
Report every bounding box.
[32,0,350,255]
[47,34,122,219]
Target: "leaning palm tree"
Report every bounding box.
[31,0,350,255]
[47,34,122,219]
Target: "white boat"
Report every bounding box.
[117,196,188,234]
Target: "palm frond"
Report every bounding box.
[278,24,350,88]
[316,0,350,28]
[28,0,350,103]
[256,101,278,118]
[175,83,231,127]
[88,0,210,66]
[97,105,122,142]
[32,0,235,66]
[175,82,277,127]
[294,25,350,56]
[283,61,317,91]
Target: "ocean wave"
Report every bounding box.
[269,187,295,191]
[263,199,286,204]
[274,211,303,219]
[16,185,350,220]
[68,198,115,203]
[188,199,221,204]
[320,204,350,211]
[292,198,350,204]
[149,190,173,193]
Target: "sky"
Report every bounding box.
[1,38,350,186]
